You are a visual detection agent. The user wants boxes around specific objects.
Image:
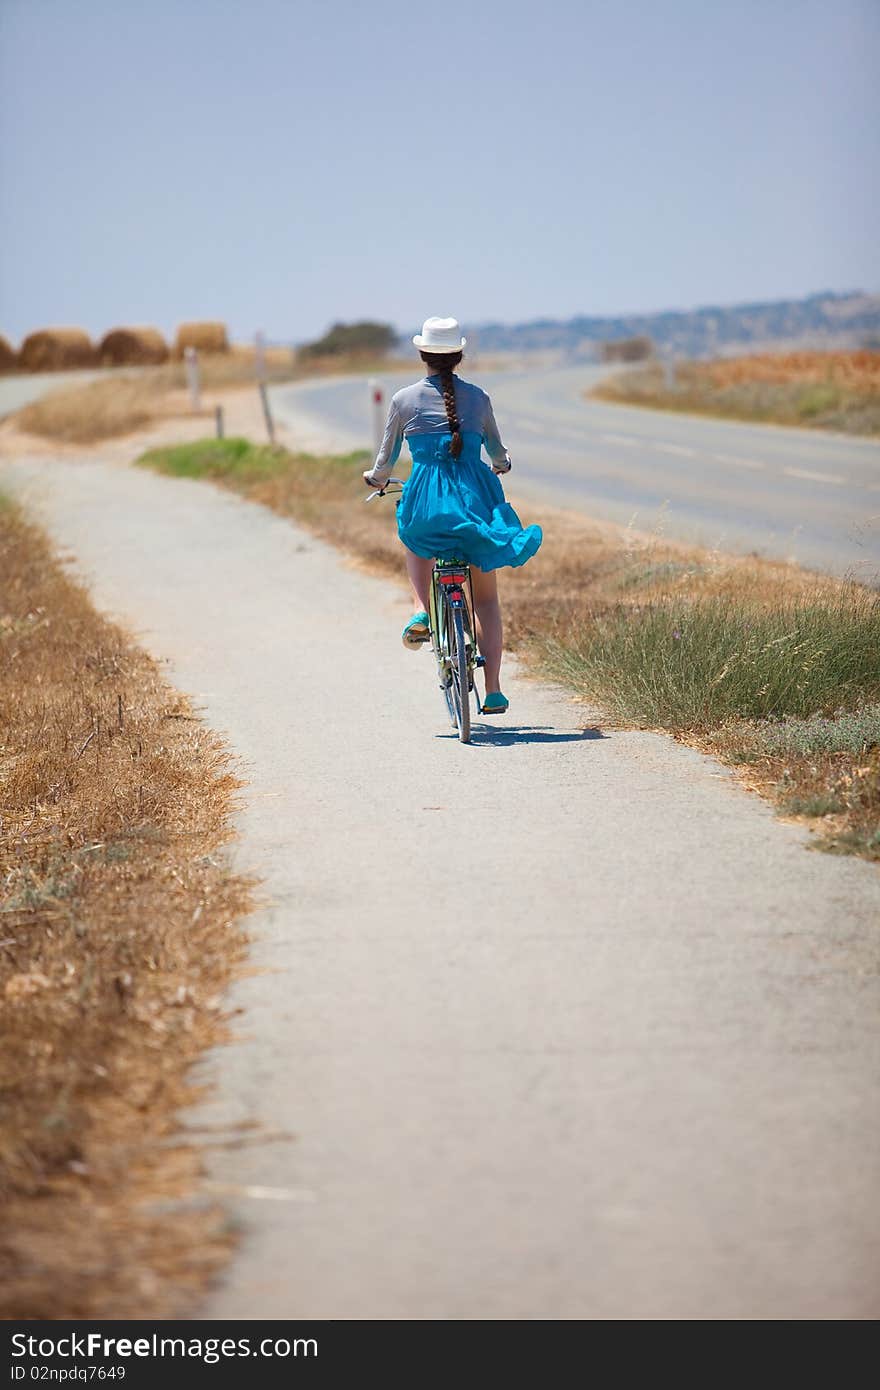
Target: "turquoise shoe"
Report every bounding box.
[402,611,430,648]
[482,691,509,714]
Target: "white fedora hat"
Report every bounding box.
[412,316,467,352]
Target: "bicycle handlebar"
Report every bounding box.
[364,478,406,503]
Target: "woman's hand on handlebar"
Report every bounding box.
[362,475,405,502]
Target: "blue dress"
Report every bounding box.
[396,429,543,571]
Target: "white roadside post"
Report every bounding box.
[184,346,201,412]
[369,379,385,460]
[254,329,266,383]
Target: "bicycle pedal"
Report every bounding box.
[475,656,486,668]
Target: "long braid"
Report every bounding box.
[421,349,464,458]
[440,366,463,458]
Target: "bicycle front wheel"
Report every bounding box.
[449,604,471,744]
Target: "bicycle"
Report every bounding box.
[366,478,484,743]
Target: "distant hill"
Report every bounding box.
[464,291,880,360]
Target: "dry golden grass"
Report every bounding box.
[594,350,880,434]
[15,373,171,444]
[197,343,295,385]
[19,328,97,372]
[0,499,252,1318]
[12,350,410,445]
[704,350,880,390]
[99,326,169,367]
[12,350,293,445]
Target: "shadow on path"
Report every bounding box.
[437,724,606,747]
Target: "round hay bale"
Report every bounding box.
[174,321,229,358]
[99,326,169,366]
[19,328,96,372]
[0,334,16,373]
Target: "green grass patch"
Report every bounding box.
[819,827,880,857]
[138,437,368,486]
[136,438,372,529]
[781,794,845,818]
[741,706,880,758]
[137,436,291,481]
[796,384,842,419]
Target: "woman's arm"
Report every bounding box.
[363,398,403,485]
[481,395,512,473]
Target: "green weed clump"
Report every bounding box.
[137,436,288,481]
[548,589,880,730]
[742,705,880,758]
[781,793,845,818]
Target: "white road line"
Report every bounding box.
[652,442,697,458]
[600,432,639,447]
[712,451,765,471]
[203,1182,318,1203]
[783,466,846,486]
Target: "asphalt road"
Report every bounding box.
[4,448,879,1319]
[271,366,880,580]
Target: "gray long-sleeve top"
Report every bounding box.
[367,373,511,483]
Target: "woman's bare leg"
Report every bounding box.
[404,547,433,611]
[470,566,503,693]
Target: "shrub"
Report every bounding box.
[298,321,397,359]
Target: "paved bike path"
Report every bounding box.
[4,454,880,1319]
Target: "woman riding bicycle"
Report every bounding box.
[363,316,542,714]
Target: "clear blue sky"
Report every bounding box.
[1,0,878,345]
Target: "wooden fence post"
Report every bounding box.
[259,382,276,445]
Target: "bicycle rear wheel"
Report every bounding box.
[449,603,471,744]
[430,576,457,730]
